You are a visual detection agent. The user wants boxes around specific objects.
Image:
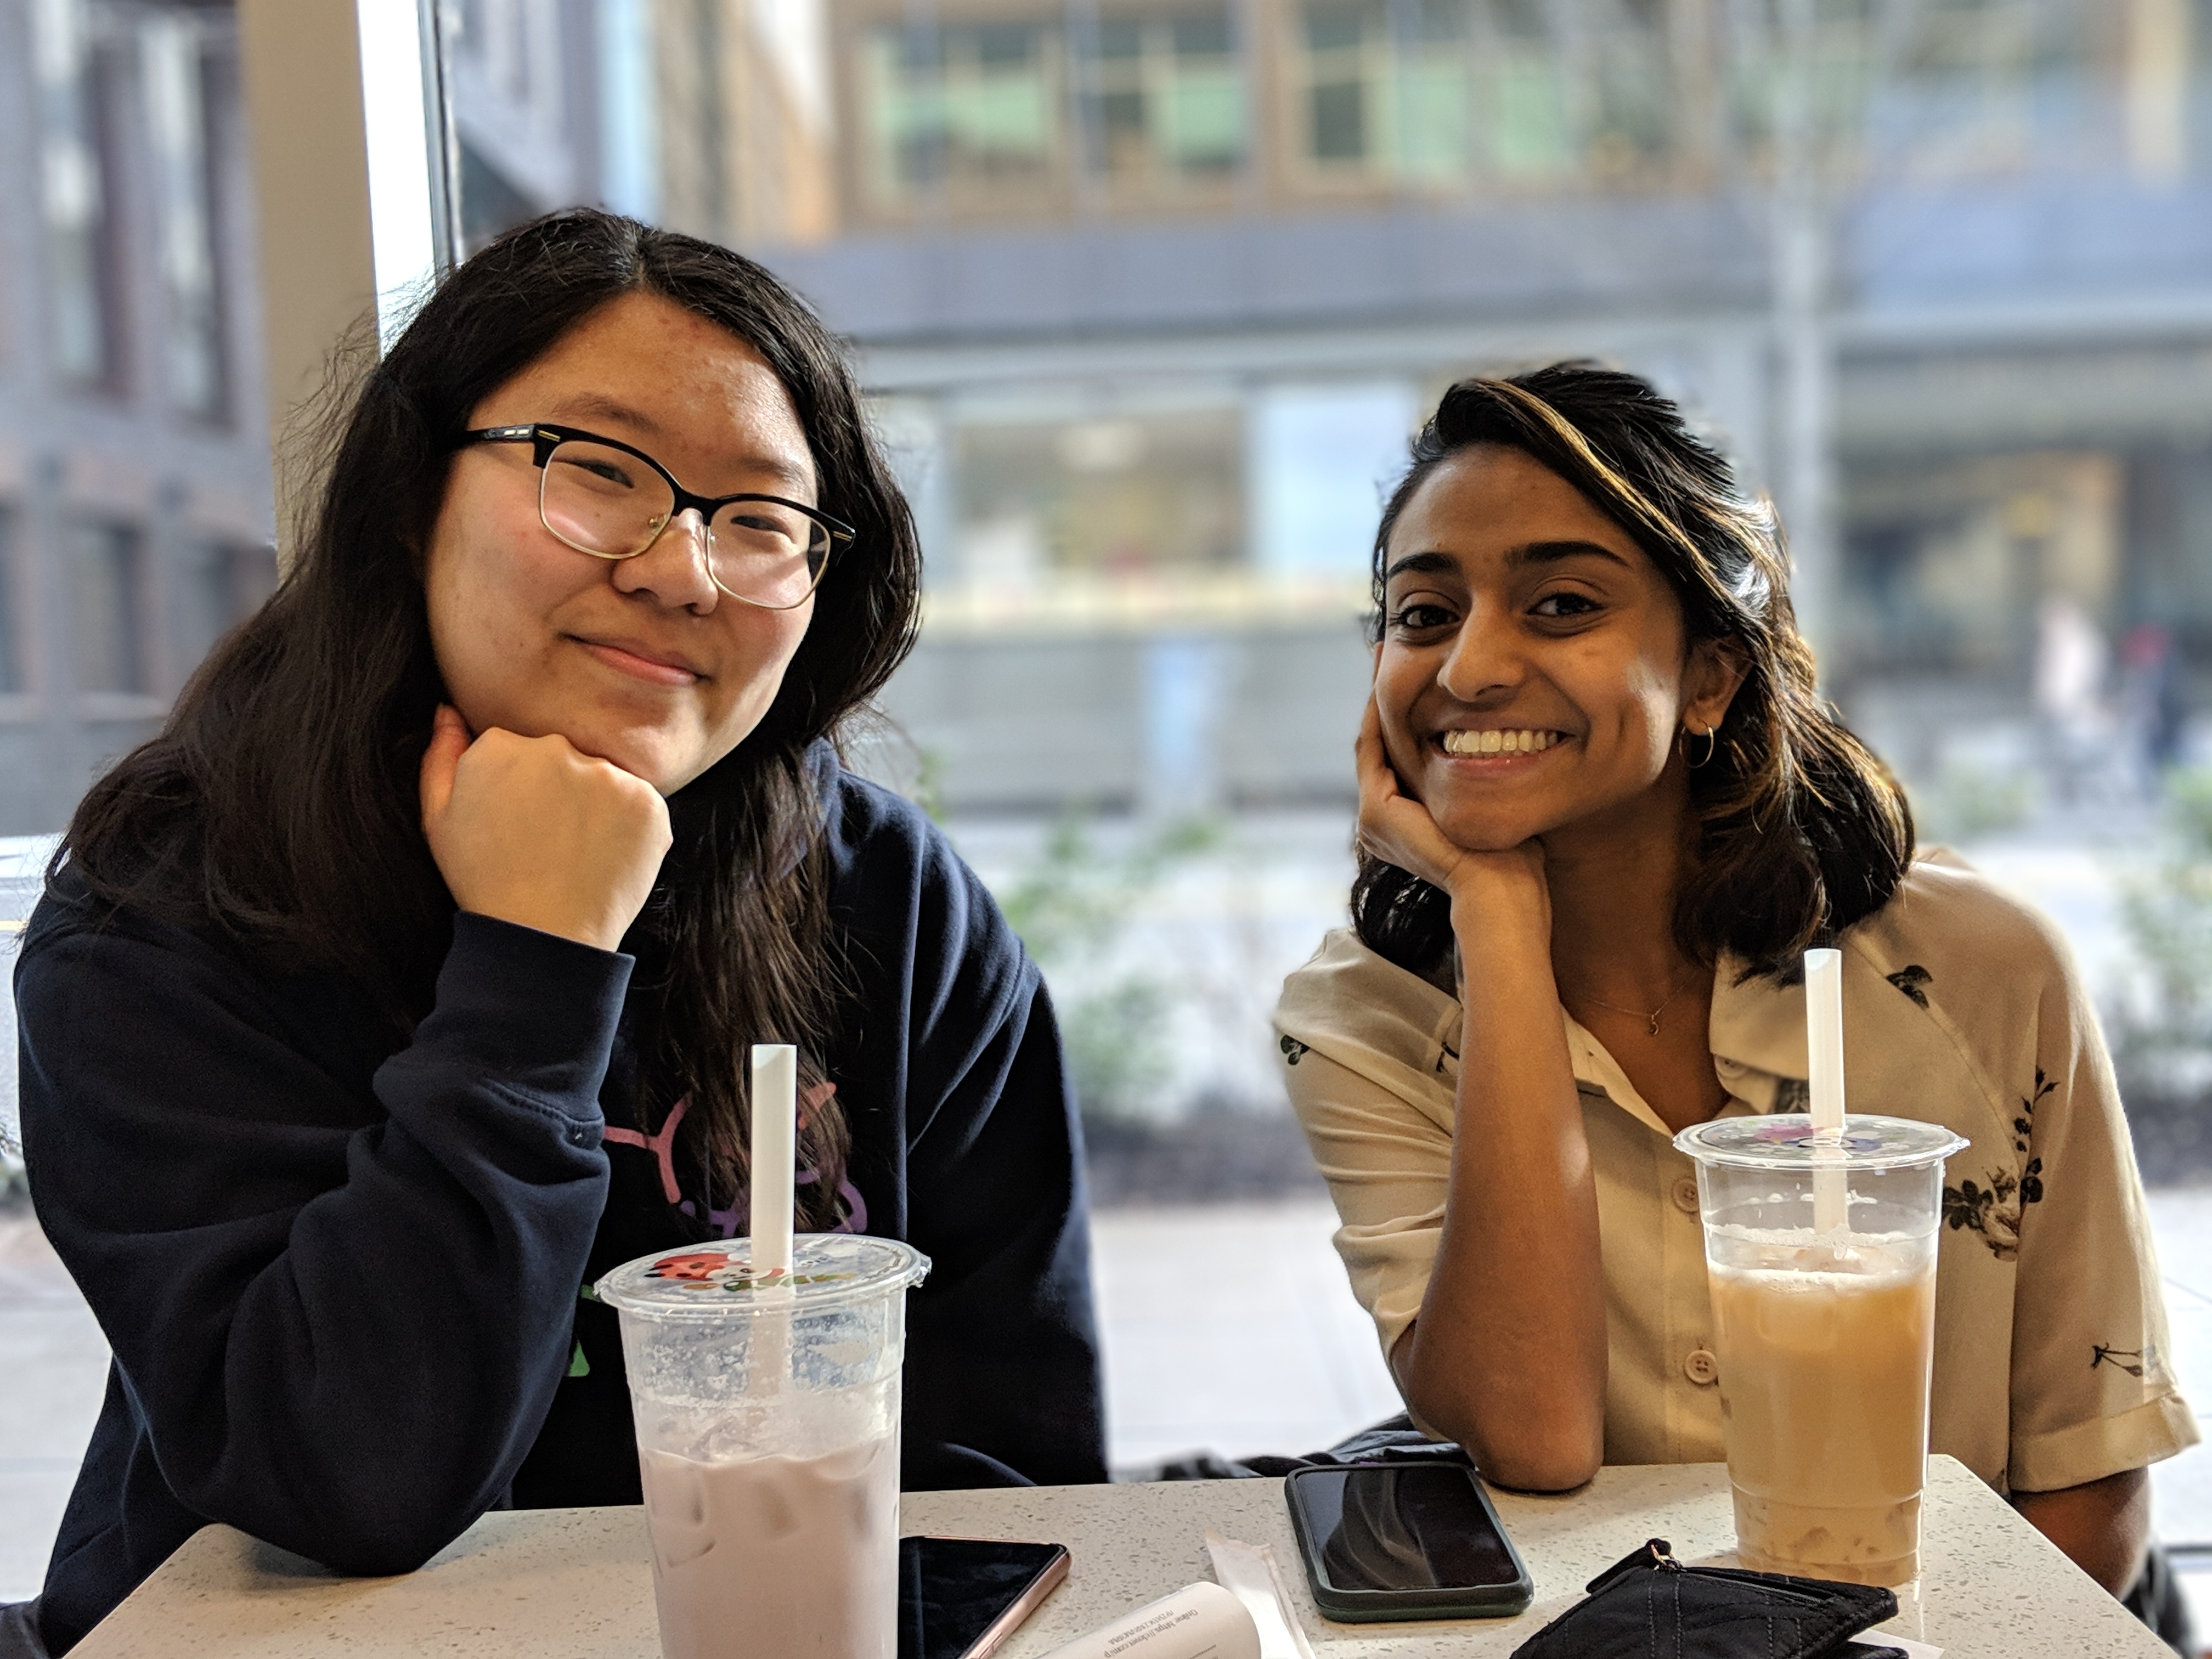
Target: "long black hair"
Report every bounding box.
[63,210,921,1225]
[1353,363,1912,979]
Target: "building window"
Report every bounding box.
[32,0,120,389]
[142,8,226,418]
[1091,7,1244,187]
[0,511,25,696]
[173,539,276,676]
[1295,0,1474,183]
[69,521,146,696]
[865,20,1064,208]
[1291,0,1684,190]
[954,405,1244,591]
[1301,2,1378,167]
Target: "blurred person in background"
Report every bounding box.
[1274,366,2195,1620]
[2121,622,2190,789]
[2035,595,2114,807]
[5,211,1103,1658]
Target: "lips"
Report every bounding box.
[572,635,707,686]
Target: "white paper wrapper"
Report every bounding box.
[1202,1530,1315,1659]
[1035,1581,1258,1659]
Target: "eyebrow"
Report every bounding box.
[545,393,816,494]
[1512,538,1631,569]
[1381,550,1457,583]
[549,393,667,440]
[1382,539,1630,583]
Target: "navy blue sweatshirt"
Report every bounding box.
[17,758,1107,1654]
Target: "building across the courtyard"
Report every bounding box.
[2,1,2208,832]
[0,0,274,834]
[451,0,2212,815]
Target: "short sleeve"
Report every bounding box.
[1277,1023,1455,1366]
[2003,936,2199,1492]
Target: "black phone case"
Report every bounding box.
[1284,1464,1536,1622]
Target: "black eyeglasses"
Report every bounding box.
[460,423,853,611]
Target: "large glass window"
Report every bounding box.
[141,8,225,417]
[0,509,25,697]
[864,18,1065,212]
[1091,7,1244,189]
[170,538,275,678]
[32,0,119,390]
[68,520,146,697]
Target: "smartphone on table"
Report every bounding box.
[899,1536,1070,1659]
[1283,1463,1534,1622]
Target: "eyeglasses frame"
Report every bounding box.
[459,423,854,611]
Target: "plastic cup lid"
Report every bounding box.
[595,1234,929,1321]
[1673,1113,1968,1172]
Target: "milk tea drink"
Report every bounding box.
[1675,1116,1964,1588]
[639,1436,900,1659]
[597,1237,930,1659]
[1707,1234,1936,1581]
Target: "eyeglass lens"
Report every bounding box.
[539,437,827,607]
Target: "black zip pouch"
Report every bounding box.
[1510,1539,1909,1659]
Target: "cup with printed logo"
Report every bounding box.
[1673,1115,1966,1587]
[597,1235,930,1659]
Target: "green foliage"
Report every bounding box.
[2113,770,2212,1133]
[910,747,947,827]
[996,812,1222,1124]
[1908,757,2038,847]
[2119,770,2212,1048]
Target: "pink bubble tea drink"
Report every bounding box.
[1676,1115,1965,1587]
[597,1235,930,1659]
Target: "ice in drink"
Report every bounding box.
[597,1236,930,1659]
[640,1435,900,1659]
[1674,1115,1964,1589]
[1706,1232,1936,1585]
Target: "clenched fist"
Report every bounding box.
[420,704,673,952]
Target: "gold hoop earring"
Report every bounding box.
[1685,725,1717,769]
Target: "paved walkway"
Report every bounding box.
[0,1216,105,1603]
[3,1189,2209,1606]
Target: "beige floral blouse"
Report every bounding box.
[1273,854,2197,1496]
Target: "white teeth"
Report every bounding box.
[1443,729,1557,755]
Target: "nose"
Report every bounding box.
[1436,597,1523,703]
[611,507,720,612]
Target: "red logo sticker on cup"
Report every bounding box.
[642,1250,854,1293]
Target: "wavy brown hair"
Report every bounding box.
[1352,363,1912,979]
[61,211,922,1227]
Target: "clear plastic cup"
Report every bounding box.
[596,1235,930,1659]
[1673,1115,1966,1587]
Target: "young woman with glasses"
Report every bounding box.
[13,212,1105,1655]
[1274,366,2193,1606]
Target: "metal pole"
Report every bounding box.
[1770,0,1835,675]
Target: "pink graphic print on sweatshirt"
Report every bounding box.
[601,1082,867,1238]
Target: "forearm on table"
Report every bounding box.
[2013,1468,2149,1598]
[1394,922,1606,1492]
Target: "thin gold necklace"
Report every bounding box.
[1567,978,1688,1037]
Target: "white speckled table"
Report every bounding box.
[69,1456,2166,1658]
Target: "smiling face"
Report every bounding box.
[424,290,818,794]
[1374,443,1743,855]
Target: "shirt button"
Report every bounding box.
[1671,1177,1701,1214]
[1684,1348,1720,1386]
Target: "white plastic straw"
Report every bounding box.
[751,1044,796,1278]
[1804,949,1848,1234]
